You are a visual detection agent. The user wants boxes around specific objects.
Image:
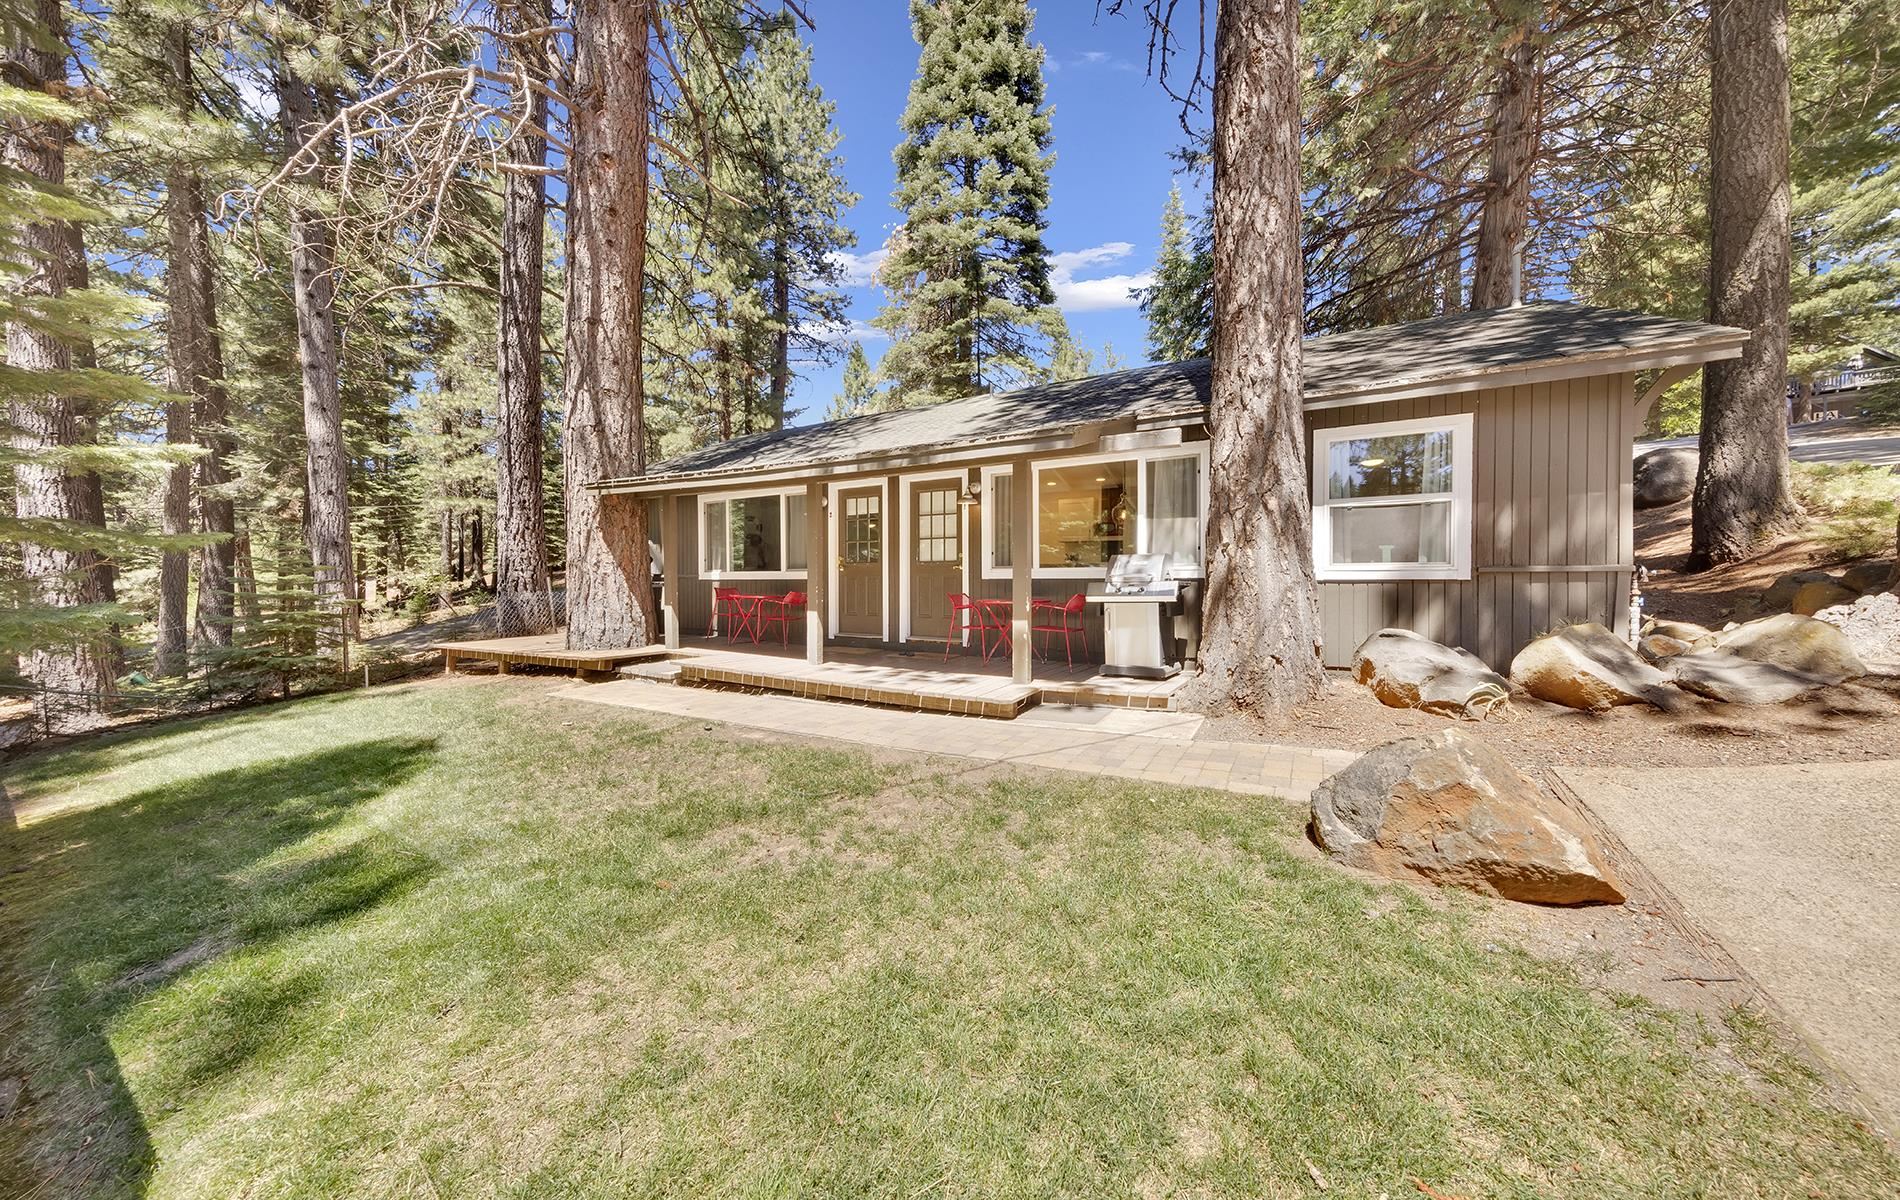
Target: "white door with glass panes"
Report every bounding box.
[909,481,962,640]
[837,485,883,637]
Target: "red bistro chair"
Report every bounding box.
[708,586,739,638]
[945,593,1006,662]
[1031,593,1090,668]
[754,591,806,646]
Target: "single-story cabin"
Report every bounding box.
[594,302,1747,682]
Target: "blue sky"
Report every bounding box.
[792,3,1207,424]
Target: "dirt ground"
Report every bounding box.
[1633,498,1891,629]
[1202,483,1900,769]
[1198,669,1900,768]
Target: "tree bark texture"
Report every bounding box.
[563,0,657,650]
[161,23,236,649]
[493,0,555,637]
[769,214,792,429]
[1470,32,1538,310]
[57,222,120,628]
[1182,0,1325,712]
[278,30,357,639]
[1691,0,1800,568]
[5,0,117,730]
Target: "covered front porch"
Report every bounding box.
[648,461,1085,689]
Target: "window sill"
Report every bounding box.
[702,570,810,582]
[1316,565,1470,583]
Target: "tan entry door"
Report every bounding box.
[910,481,963,641]
[837,485,883,638]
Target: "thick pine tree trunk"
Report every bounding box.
[161,23,237,650]
[157,26,199,677]
[1470,32,1537,310]
[278,24,357,642]
[5,0,117,731]
[1182,0,1324,712]
[155,373,191,676]
[1690,0,1800,568]
[563,0,656,650]
[58,223,121,640]
[770,215,792,429]
[492,0,555,637]
[234,531,261,624]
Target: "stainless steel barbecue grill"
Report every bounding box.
[1088,553,1182,678]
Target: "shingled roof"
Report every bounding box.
[600,303,1746,492]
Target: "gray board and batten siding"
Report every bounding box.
[1308,372,1639,669]
[614,304,1743,672]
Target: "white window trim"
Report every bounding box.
[979,445,1211,582]
[1311,412,1473,582]
[696,487,811,581]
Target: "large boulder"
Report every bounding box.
[1841,561,1893,595]
[1351,629,1509,719]
[1711,612,1866,683]
[1637,633,1692,664]
[1814,590,1900,672]
[1642,618,1715,645]
[1509,622,1670,710]
[1309,730,1625,905]
[1792,579,1859,617]
[1760,570,1840,615]
[1668,650,1829,704]
[1632,447,1696,510]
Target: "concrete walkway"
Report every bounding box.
[553,679,1358,801]
[1556,762,1900,1137]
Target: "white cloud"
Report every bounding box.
[1049,242,1153,312]
[828,246,889,288]
[813,317,890,349]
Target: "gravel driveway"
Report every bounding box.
[1554,761,1900,1138]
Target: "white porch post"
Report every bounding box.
[660,494,680,650]
[1010,457,1032,684]
[805,480,827,665]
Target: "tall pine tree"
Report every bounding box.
[875,0,1055,406]
[1140,183,1210,362]
[829,341,878,419]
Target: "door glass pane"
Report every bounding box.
[1327,429,1454,500]
[785,493,807,571]
[702,501,728,573]
[728,495,781,571]
[1145,455,1202,570]
[916,487,958,563]
[989,474,1012,568]
[1330,501,1452,565]
[844,493,881,564]
[1038,460,1131,569]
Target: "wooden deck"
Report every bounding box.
[652,640,1188,719]
[434,633,670,678]
[439,633,1188,718]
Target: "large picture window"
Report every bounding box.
[981,446,1208,580]
[1312,414,1472,580]
[699,490,808,578]
[1037,461,1131,570]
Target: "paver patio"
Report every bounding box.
[553,678,1358,801]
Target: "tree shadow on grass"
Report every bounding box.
[0,736,440,1197]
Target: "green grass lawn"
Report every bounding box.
[2,677,1893,1198]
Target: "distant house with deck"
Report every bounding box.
[591,303,1747,680]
